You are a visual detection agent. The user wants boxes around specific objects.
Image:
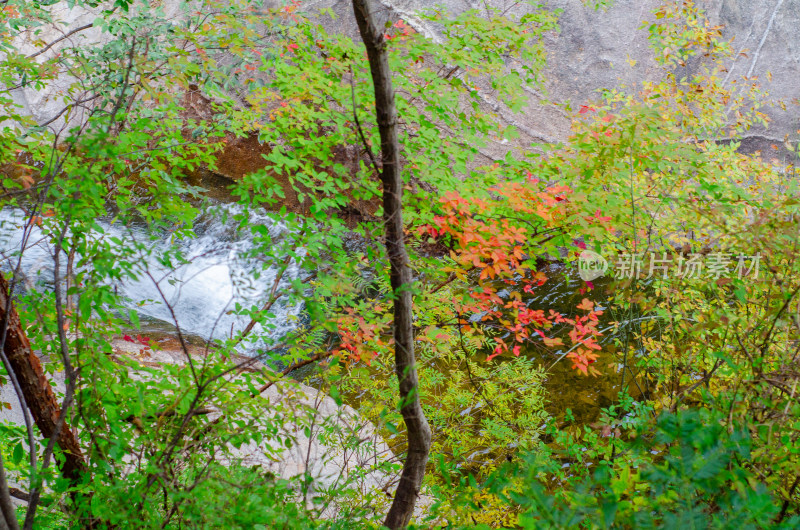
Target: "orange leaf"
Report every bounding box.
[543,337,563,347]
[576,298,594,311]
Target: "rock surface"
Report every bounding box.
[0,338,399,518]
[6,1,798,144]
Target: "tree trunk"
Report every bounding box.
[0,272,87,484]
[350,1,432,528]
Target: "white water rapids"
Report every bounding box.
[0,202,302,352]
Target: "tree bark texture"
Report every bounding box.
[0,272,87,484]
[350,1,432,528]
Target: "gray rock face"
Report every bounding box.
[712,0,800,139]
[319,0,800,142]
[543,1,662,107]
[6,3,105,131]
[553,0,800,140]
[8,1,797,145]
[292,0,799,143]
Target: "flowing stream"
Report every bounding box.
[0,202,302,350]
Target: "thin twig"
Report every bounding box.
[349,64,382,177]
[27,23,94,59]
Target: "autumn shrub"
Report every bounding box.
[428,1,800,526]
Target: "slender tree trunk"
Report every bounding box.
[0,272,87,484]
[0,452,19,530]
[351,1,432,527]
